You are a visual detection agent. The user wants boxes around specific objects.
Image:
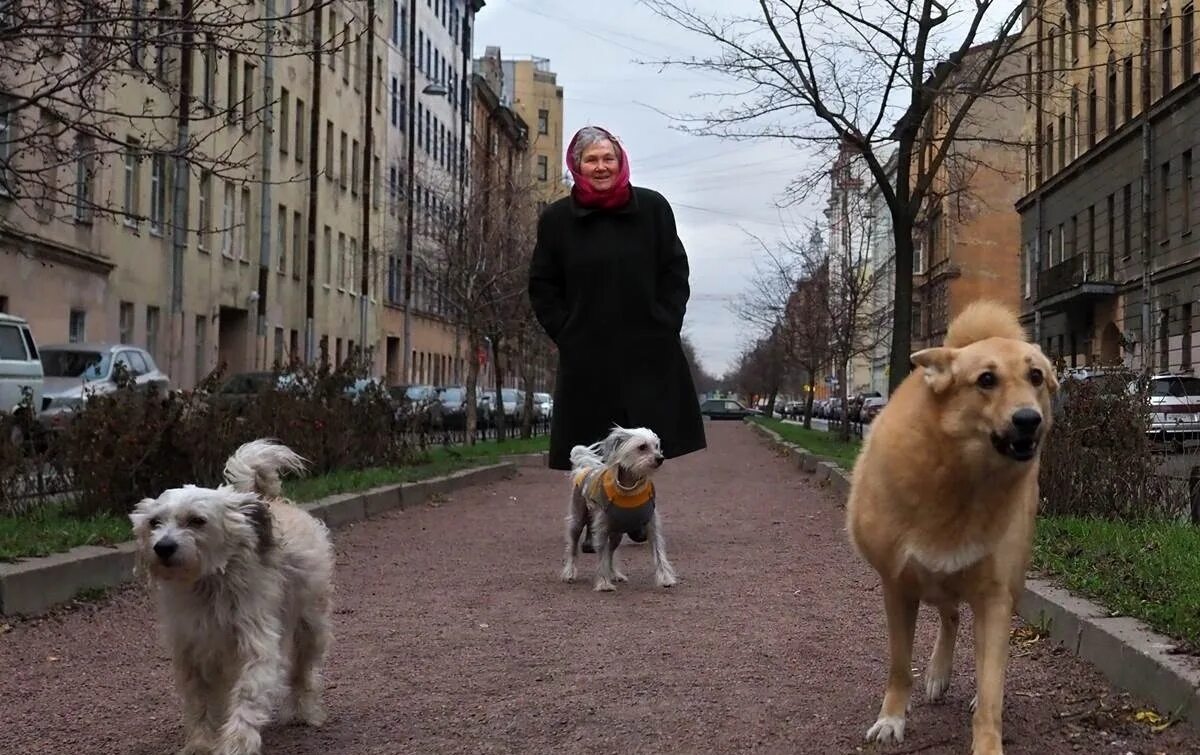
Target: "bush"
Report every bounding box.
[0,347,429,518]
[1039,367,1174,520]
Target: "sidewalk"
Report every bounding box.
[1,422,1194,753]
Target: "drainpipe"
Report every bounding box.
[257,0,276,369]
[359,0,376,369]
[304,3,323,362]
[169,0,194,381]
[1139,3,1152,372]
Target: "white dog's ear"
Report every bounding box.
[129,497,155,529]
[911,347,957,394]
[602,427,633,461]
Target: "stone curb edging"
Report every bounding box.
[0,452,549,617]
[745,419,1200,726]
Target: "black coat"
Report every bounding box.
[528,186,707,470]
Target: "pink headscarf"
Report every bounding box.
[566,126,631,211]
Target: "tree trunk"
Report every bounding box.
[766,387,779,418]
[491,335,506,440]
[465,334,481,446]
[887,210,916,394]
[519,335,534,440]
[837,362,851,443]
[803,370,815,429]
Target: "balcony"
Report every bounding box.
[1036,253,1118,313]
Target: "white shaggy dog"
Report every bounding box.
[560,426,677,592]
[130,439,334,755]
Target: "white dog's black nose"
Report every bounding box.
[1011,408,1042,436]
[153,539,178,562]
[653,454,664,467]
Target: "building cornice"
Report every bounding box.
[0,225,115,275]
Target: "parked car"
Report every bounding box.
[700,398,756,420]
[533,391,553,420]
[1144,373,1200,441]
[38,344,171,431]
[860,396,888,423]
[0,313,44,444]
[438,385,491,429]
[390,384,444,432]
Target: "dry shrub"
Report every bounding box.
[1039,368,1174,520]
[1,347,429,518]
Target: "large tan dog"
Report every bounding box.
[846,300,1057,755]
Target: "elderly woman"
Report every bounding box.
[529,125,706,492]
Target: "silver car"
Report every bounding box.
[38,343,171,430]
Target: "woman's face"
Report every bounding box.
[579,139,620,191]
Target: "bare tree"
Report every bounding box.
[644,0,1042,392]
[0,0,349,231]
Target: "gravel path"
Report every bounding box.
[1,421,1196,754]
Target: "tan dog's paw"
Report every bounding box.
[865,715,905,745]
[925,669,951,702]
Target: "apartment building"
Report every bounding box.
[1018,1,1199,371]
[499,53,565,206]
[0,1,390,389]
[913,39,1025,348]
[379,0,482,387]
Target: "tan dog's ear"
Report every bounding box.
[911,347,957,394]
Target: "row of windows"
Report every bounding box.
[1023,148,1196,296]
[1031,2,1196,180]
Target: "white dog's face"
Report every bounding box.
[602,426,664,481]
[129,486,272,583]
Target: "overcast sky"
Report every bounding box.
[473,0,814,377]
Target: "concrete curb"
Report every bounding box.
[746,418,1200,725]
[0,455,539,617]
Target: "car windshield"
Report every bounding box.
[535,393,550,402]
[1149,377,1200,398]
[0,325,28,360]
[441,388,465,402]
[41,349,110,380]
[502,389,519,401]
[404,386,432,400]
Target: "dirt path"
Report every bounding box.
[1,421,1195,754]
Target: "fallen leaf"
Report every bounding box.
[478,623,489,629]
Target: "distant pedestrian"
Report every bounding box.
[528,125,706,478]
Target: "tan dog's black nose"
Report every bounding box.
[1011,408,1042,436]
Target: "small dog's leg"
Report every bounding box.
[925,603,960,702]
[561,491,587,583]
[646,511,677,588]
[284,610,331,728]
[865,581,918,745]
[214,623,284,755]
[611,533,628,583]
[592,515,618,592]
[175,656,216,755]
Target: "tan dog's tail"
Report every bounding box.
[943,299,1026,348]
[223,439,308,498]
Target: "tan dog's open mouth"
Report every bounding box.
[990,433,1039,461]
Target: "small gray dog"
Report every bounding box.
[560,426,678,592]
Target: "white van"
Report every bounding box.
[0,313,44,440]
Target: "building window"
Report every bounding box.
[201,37,216,115]
[1160,308,1171,371]
[1088,205,1097,277]
[1088,0,1098,45]
[146,306,161,363]
[351,138,360,195]
[1069,1,1080,59]
[1070,214,1078,259]
[196,170,210,251]
[1164,13,1175,95]
[1106,56,1118,134]
[1122,183,1133,257]
[274,327,284,366]
[149,152,167,235]
[1070,88,1079,159]
[277,204,288,273]
[339,131,348,188]
[67,309,86,343]
[537,108,549,135]
[1184,4,1195,79]
[1161,161,1171,242]
[1184,149,1194,232]
[279,87,290,155]
[243,62,256,129]
[350,238,359,293]
[1087,74,1098,149]
[119,301,134,344]
[323,225,333,286]
[1107,193,1116,273]
[1046,123,1054,175]
[222,180,235,256]
[338,232,347,289]
[295,98,306,160]
[123,138,141,228]
[226,51,239,125]
[240,186,251,261]
[1057,113,1066,168]
[195,315,207,385]
[391,77,399,126]
[292,211,303,279]
[1122,55,1133,121]
[73,134,95,223]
